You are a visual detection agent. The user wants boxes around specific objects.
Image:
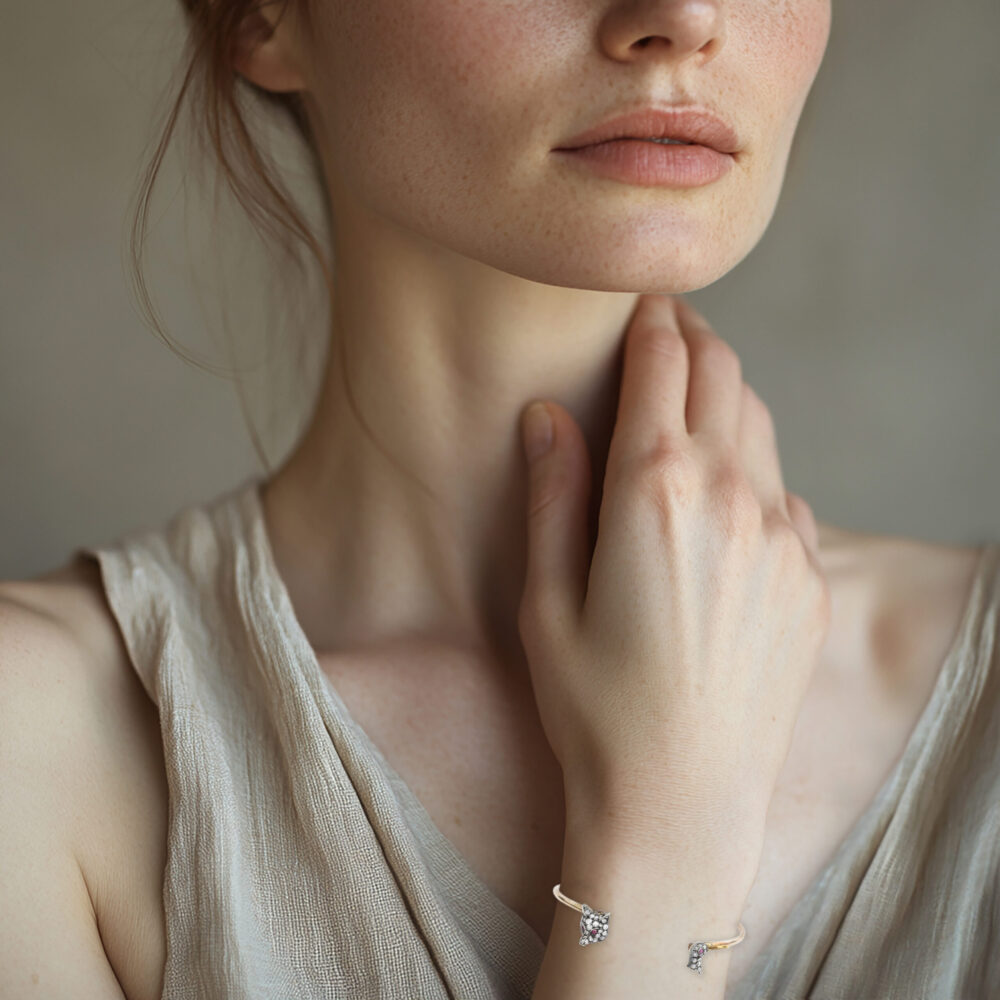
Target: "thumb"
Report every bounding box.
[519,400,592,630]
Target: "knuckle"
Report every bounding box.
[762,513,831,638]
[709,459,760,534]
[631,441,702,512]
[786,490,815,525]
[762,506,793,540]
[766,512,807,564]
[741,384,776,440]
[785,493,819,548]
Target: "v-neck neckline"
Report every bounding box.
[242,477,548,984]
[241,476,998,993]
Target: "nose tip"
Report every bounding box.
[599,0,726,64]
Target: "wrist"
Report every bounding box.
[562,798,765,905]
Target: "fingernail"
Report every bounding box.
[523,402,553,462]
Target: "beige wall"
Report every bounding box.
[3,1,998,580]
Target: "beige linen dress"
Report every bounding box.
[78,477,1000,999]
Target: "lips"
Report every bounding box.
[554,107,741,156]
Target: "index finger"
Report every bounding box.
[606,294,691,474]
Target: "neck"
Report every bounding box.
[261,202,639,662]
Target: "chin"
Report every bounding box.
[472,207,775,294]
[431,159,783,292]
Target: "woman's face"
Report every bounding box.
[291,0,831,292]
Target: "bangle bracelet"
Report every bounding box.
[552,883,611,946]
[687,922,747,974]
[552,882,747,975]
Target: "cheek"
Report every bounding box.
[310,1,549,207]
[737,0,831,143]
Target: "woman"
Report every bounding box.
[2,1,997,998]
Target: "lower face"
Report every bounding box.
[298,0,832,293]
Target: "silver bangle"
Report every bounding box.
[552,883,611,946]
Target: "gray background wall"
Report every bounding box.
[3,0,998,580]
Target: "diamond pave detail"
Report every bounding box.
[578,903,611,946]
[687,941,709,974]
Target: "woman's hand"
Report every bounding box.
[517,293,831,863]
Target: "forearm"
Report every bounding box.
[531,814,761,999]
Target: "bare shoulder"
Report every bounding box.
[0,556,167,1000]
[816,520,988,689]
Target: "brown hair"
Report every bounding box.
[127,0,334,473]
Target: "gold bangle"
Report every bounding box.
[687,921,747,974]
[552,882,746,974]
[552,883,611,945]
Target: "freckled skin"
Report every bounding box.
[288,0,831,292]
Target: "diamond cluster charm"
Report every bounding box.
[687,941,708,973]
[578,903,610,946]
